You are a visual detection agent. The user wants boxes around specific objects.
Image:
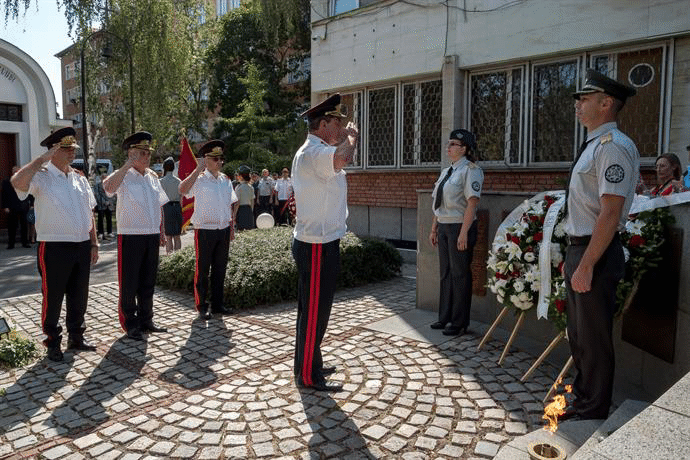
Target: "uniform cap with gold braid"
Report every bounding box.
[300,94,347,121]
[572,69,636,103]
[198,139,225,157]
[40,127,80,149]
[122,131,155,151]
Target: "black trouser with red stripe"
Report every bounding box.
[117,234,160,332]
[194,226,231,312]
[37,240,91,348]
[292,238,340,386]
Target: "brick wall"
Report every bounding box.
[347,167,657,209]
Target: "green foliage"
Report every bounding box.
[0,331,39,369]
[158,227,403,309]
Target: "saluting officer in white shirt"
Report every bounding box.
[11,127,99,361]
[103,131,169,341]
[563,69,638,421]
[292,94,358,392]
[179,140,238,320]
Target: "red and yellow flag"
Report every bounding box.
[178,137,197,231]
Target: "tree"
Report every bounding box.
[206,1,310,172]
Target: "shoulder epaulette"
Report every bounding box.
[600,133,613,145]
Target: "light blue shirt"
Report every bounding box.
[684,167,690,188]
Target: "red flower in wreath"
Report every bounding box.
[555,299,566,313]
[628,235,646,247]
[533,232,543,242]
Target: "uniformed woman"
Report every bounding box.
[429,129,483,336]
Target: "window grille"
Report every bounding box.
[367,87,396,167]
[470,69,524,164]
[0,104,22,122]
[531,60,578,163]
[402,80,442,166]
[340,92,362,167]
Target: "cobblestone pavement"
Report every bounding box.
[0,277,558,459]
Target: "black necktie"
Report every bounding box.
[564,138,591,213]
[434,167,453,210]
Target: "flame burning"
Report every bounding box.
[543,379,573,433]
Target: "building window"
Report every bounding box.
[367,86,396,167]
[217,0,227,15]
[0,104,22,121]
[402,80,442,166]
[286,56,311,85]
[468,43,668,166]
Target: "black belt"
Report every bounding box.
[567,233,619,246]
[567,235,591,246]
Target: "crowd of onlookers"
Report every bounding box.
[227,167,294,231]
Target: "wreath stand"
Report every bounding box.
[520,331,565,382]
[477,306,526,366]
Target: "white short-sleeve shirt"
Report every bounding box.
[292,134,348,244]
[274,177,293,200]
[566,122,639,236]
[20,161,96,242]
[108,168,169,234]
[431,157,483,224]
[185,170,238,230]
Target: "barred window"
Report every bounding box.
[470,68,523,164]
[367,87,396,167]
[401,80,442,166]
[339,92,362,167]
[531,60,578,163]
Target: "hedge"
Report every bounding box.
[157,227,403,309]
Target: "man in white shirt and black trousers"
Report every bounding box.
[179,140,238,320]
[292,94,358,392]
[104,132,169,341]
[11,127,100,361]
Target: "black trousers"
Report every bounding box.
[292,238,340,386]
[437,221,478,329]
[97,209,112,235]
[194,227,231,312]
[37,241,91,347]
[7,209,28,247]
[258,195,272,215]
[564,235,624,419]
[277,200,291,225]
[117,234,160,332]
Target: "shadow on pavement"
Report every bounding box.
[160,316,234,389]
[0,355,72,434]
[47,336,147,438]
[298,387,374,459]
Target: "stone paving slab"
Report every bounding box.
[0,276,562,459]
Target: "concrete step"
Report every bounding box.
[494,399,648,460]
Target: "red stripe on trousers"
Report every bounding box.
[117,234,127,331]
[303,243,322,386]
[38,242,48,340]
[193,229,201,310]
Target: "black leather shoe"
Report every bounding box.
[430,321,446,330]
[142,323,168,333]
[67,338,97,351]
[211,305,233,315]
[296,380,343,392]
[127,328,145,341]
[198,306,212,320]
[46,346,64,361]
[442,326,466,336]
[322,366,336,376]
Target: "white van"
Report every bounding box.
[70,158,114,176]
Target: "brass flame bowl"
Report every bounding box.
[528,441,566,460]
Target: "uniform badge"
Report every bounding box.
[472,181,481,192]
[604,164,625,183]
[600,133,613,144]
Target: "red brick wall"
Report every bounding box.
[347,167,657,208]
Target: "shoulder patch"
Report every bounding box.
[604,164,625,183]
[600,133,613,145]
[471,181,481,192]
[468,162,478,169]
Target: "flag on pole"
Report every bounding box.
[178,137,197,231]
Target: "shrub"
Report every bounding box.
[158,227,403,309]
[0,331,40,368]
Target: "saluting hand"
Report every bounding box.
[40,145,60,163]
[196,157,206,172]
